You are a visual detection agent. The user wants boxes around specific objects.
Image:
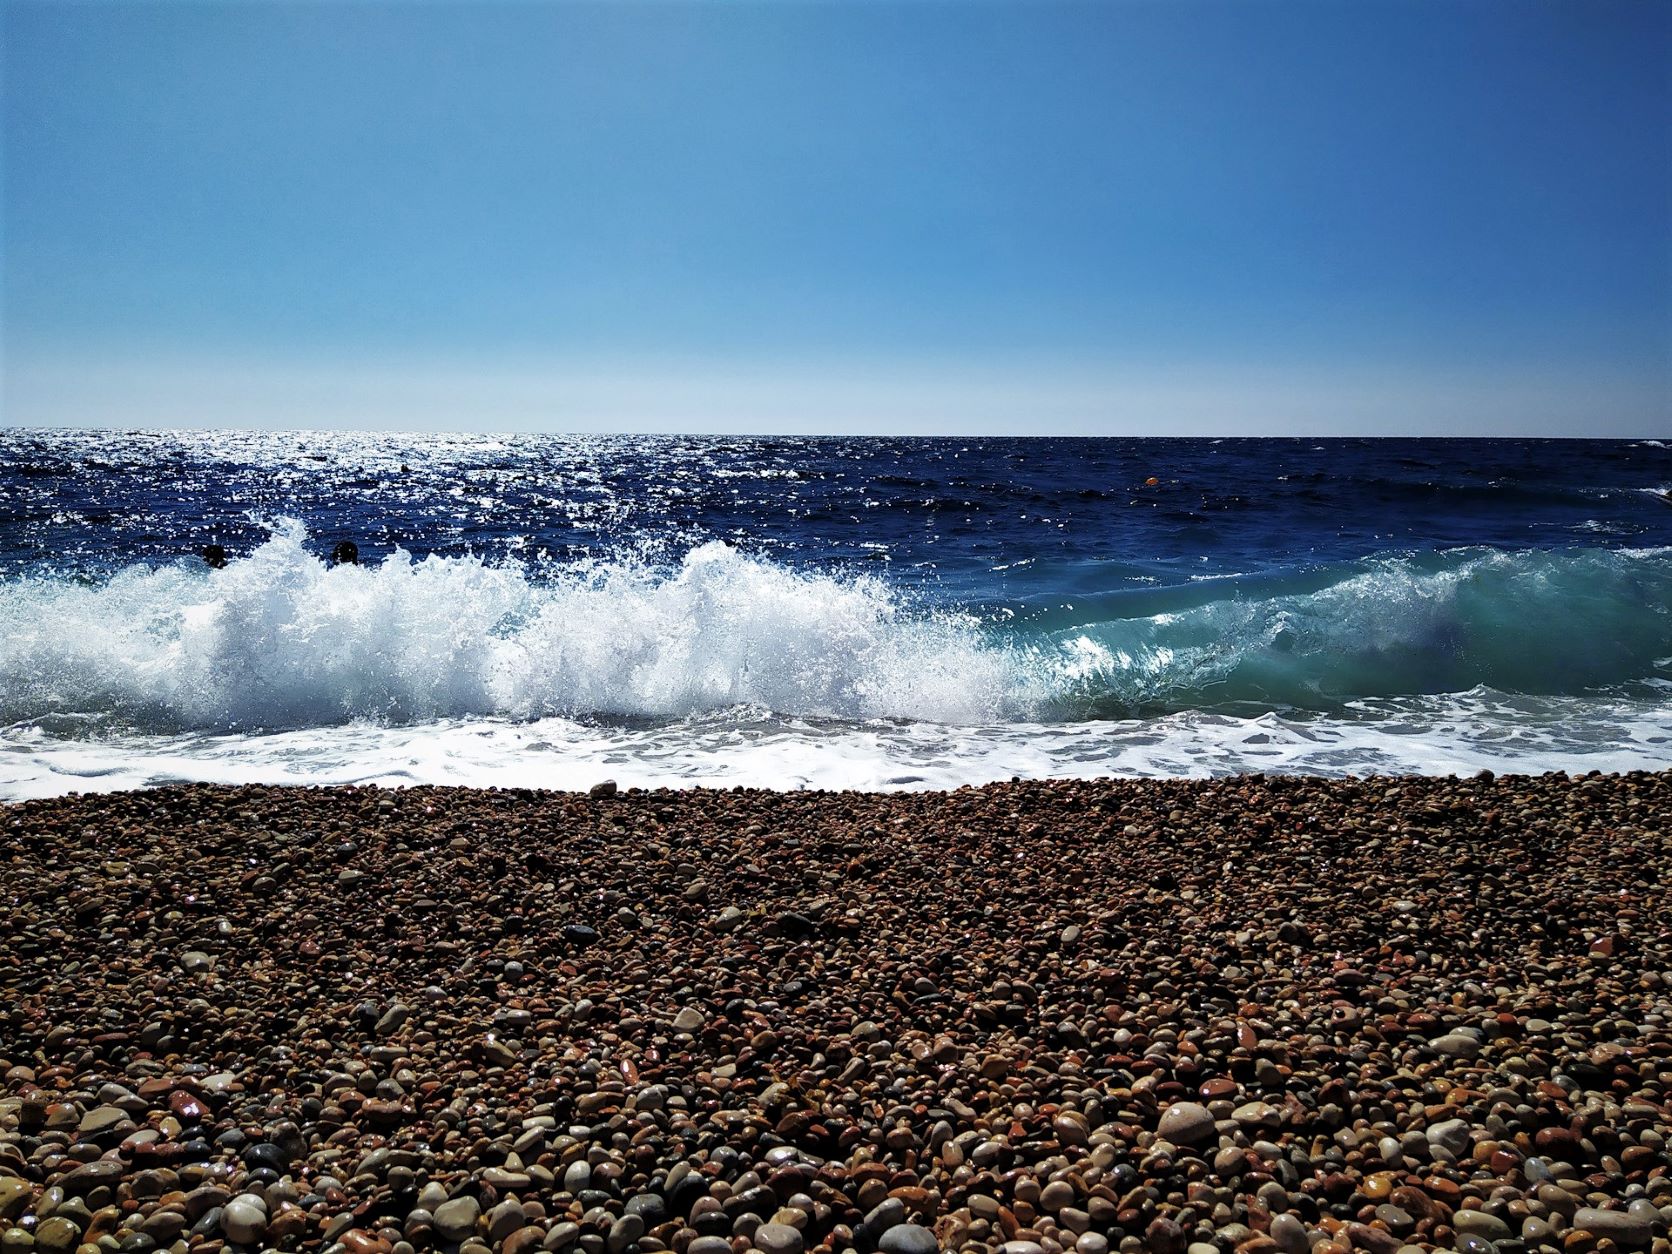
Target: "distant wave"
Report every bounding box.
[1,522,1668,733]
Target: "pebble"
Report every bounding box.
[865,1199,906,1235]
[879,1225,939,1254]
[433,1198,480,1243]
[1426,1118,1471,1156]
[0,1183,30,1223]
[604,1215,643,1254]
[0,774,1667,1254]
[1430,1031,1483,1057]
[1452,1210,1510,1241]
[31,1221,77,1254]
[1572,1207,1653,1247]
[219,1201,266,1245]
[1156,1101,1216,1146]
[753,1223,803,1254]
[1269,1213,1309,1254]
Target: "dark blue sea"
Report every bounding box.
[2,429,1669,797]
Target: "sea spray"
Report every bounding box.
[1,521,1668,734]
[0,523,1028,731]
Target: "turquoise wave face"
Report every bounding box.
[1023,545,1672,716]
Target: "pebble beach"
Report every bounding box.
[1,772,1668,1254]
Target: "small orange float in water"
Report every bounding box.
[1144,476,1160,486]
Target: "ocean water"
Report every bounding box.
[1,429,1668,798]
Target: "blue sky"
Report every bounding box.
[2,0,1668,435]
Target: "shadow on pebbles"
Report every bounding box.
[0,772,1669,1254]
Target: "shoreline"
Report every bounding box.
[2,772,1669,1254]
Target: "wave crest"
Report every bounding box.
[0,524,1022,730]
[1044,546,1672,713]
[1,525,1667,732]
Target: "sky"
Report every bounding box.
[2,0,1669,436]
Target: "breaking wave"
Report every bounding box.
[1,522,1668,733]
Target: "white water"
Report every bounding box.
[3,691,1669,800]
[0,522,1030,730]
[1,524,1668,798]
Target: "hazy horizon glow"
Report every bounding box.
[3,0,1669,436]
[7,350,1666,438]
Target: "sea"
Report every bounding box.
[1,430,1668,800]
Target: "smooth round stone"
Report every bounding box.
[1427,1119,1472,1156]
[1269,1214,1309,1254]
[487,1202,527,1244]
[433,1198,480,1244]
[546,1223,582,1252]
[606,1215,644,1254]
[1212,1148,1244,1180]
[220,1202,266,1246]
[241,1143,288,1174]
[0,1230,32,1254]
[864,1200,905,1235]
[1075,1237,1108,1254]
[878,1225,938,1254]
[32,1221,78,1254]
[1232,1102,1279,1129]
[1157,1102,1216,1147]
[625,1197,667,1227]
[1374,1207,1414,1236]
[136,1213,185,1243]
[1572,1208,1651,1248]
[1039,1183,1076,1214]
[77,1108,127,1137]
[58,1164,122,1199]
[0,1183,30,1224]
[1521,1218,1552,1244]
[1432,1033,1484,1057]
[1057,1208,1091,1237]
[686,1241,730,1254]
[1453,1211,1510,1241]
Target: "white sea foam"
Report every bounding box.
[2,692,1667,801]
[0,522,1030,732]
[4,525,1671,730]
[2,524,1669,799]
